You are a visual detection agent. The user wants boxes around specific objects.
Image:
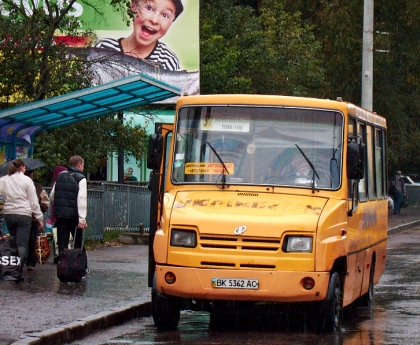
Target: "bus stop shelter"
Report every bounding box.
[0,73,181,160]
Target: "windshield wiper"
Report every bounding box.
[206,141,230,187]
[295,144,320,193]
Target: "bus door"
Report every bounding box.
[344,135,367,304]
[147,123,174,287]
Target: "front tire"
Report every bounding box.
[151,274,181,331]
[317,272,343,332]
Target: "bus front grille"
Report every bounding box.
[199,235,281,252]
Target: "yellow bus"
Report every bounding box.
[147,94,388,331]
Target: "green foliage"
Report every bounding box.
[2,0,420,177]
[85,230,121,249]
[33,114,148,176]
[200,0,327,96]
[0,1,98,102]
[373,0,420,174]
[0,0,151,179]
[280,0,420,175]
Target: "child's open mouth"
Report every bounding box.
[142,25,157,38]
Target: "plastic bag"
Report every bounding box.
[35,233,51,265]
[0,236,22,282]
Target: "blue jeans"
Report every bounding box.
[4,214,32,273]
[393,192,403,214]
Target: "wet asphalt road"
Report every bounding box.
[1,206,419,345]
[69,225,420,345]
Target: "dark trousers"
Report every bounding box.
[393,192,403,214]
[4,214,32,274]
[26,221,39,268]
[56,217,84,256]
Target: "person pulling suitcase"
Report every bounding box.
[57,226,88,283]
[49,155,89,278]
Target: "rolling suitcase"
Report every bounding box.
[57,227,87,283]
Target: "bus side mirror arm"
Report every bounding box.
[348,180,359,216]
[347,136,364,216]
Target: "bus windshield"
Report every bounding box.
[172,105,344,190]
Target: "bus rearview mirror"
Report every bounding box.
[347,142,365,180]
[147,134,163,171]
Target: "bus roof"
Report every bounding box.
[176,94,386,128]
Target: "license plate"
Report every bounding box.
[212,278,259,290]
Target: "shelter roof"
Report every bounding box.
[0,74,181,153]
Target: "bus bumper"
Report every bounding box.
[155,265,329,302]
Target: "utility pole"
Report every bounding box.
[118,111,124,183]
[361,0,374,111]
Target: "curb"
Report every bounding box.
[12,302,151,345]
[118,233,149,245]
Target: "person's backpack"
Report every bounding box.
[389,181,396,195]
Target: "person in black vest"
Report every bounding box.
[50,155,88,264]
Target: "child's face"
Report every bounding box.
[132,0,176,49]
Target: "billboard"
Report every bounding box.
[78,0,200,101]
[80,0,199,72]
[2,0,199,102]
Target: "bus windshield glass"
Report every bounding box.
[172,106,344,189]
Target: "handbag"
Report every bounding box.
[35,233,51,265]
[0,236,23,282]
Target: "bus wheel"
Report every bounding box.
[151,274,180,330]
[360,262,374,307]
[317,272,343,332]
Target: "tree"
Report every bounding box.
[373,0,420,174]
[200,0,327,97]
[0,0,150,178]
[33,113,150,179]
[281,0,420,175]
[3,0,420,177]
[2,1,89,102]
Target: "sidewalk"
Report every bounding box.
[0,245,151,345]
[1,206,419,345]
[387,205,420,235]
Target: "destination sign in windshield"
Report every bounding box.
[185,162,235,174]
[200,116,250,133]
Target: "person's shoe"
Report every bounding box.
[26,266,35,271]
[54,256,60,264]
[14,275,24,283]
[82,267,90,279]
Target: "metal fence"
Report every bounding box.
[41,182,420,240]
[406,184,420,207]
[45,182,151,240]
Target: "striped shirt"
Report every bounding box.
[95,38,180,71]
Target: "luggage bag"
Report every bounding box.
[57,227,87,283]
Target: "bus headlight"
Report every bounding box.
[170,229,197,248]
[283,236,313,253]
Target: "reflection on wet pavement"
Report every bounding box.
[75,228,420,345]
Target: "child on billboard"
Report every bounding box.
[94,0,184,71]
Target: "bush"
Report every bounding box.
[84,231,121,250]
